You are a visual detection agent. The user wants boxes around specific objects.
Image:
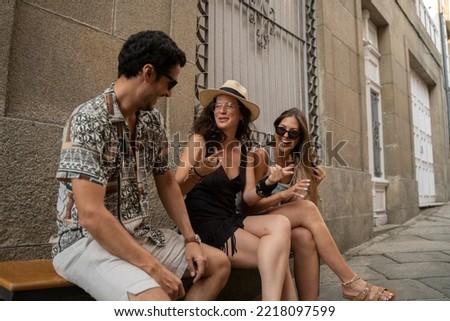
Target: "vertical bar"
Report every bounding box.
[231,0,235,78]
[239,0,242,82]
[246,1,249,88]
[222,0,226,83]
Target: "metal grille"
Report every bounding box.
[305,0,319,150]
[195,0,210,116]
[370,91,382,177]
[195,0,319,146]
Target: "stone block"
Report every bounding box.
[320,73,336,119]
[0,0,15,116]
[171,0,197,63]
[393,89,409,122]
[322,0,357,50]
[318,26,334,76]
[319,167,373,251]
[114,0,171,39]
[0,117,61,258]
[385,176,419,223]
[332,81,361,131]
[332,39,352,89]
[392,59,408,95]
[24,0,114,33]
[321,125,362,170]
[6,3,119,124]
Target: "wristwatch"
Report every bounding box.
[184,234,201,245]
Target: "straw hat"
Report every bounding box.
[199,80,260,121]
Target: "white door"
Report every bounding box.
[410,69,436,205]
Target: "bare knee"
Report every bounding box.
[269,215,292,246]
[214,249,231,277]
[291,199,318,212]
[264,216,291,246]
[289,199,323,222]
[204,245,231,278]
[291,227,316,252]
[270,214,292,233]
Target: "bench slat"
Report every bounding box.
[0,259,74,292]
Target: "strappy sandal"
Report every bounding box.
[341,275,396,301]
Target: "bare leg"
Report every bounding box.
[281,265,298,300]
[230,214,292,300]
[129,287,170,300]
[129,244,229,301]
[291,227,319,300]
[184,244,231,300]
[266,200,395,301]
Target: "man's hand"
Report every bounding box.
[184,242,207,283]
[151,263,186,300]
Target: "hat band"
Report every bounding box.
[219,87,246,100]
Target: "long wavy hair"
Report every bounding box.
[273,108,319,204]
[192,97,254,153]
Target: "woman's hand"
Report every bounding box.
[279,179,310,203]
[313,165,326,184]
[266,164,295,185]
[194,150,223,177]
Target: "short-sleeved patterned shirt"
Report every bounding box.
[50,85,169,257]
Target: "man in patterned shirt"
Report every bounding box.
[50,30,230,300]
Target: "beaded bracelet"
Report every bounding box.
[255,175,278,197]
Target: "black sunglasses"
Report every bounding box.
[157,70,178,90]
[275,126,302,140]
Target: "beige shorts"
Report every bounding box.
[53,228,188,300]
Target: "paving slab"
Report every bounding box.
[420,277,450,298]
[368,262,450,279]
[385,251,450,263]
[357,235,450,255]
[398,226,450,237]
[345,254,398,266]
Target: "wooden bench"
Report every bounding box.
[0,259,92,301]
[0,259,261,301]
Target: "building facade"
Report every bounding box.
[1,0,450,261]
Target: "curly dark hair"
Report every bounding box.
[118,30,186,78]
[192,98,254,151]
[273,108,319,204]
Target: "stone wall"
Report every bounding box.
[0,0,197,260]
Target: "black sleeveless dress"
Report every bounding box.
[184,145,247,255]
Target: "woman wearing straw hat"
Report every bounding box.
[175,80,297,300]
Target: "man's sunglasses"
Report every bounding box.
[275,126,302,140]
[157,70,178,90]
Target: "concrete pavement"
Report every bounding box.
[318,202,450,301]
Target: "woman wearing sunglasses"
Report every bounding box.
[243,108,396,301]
